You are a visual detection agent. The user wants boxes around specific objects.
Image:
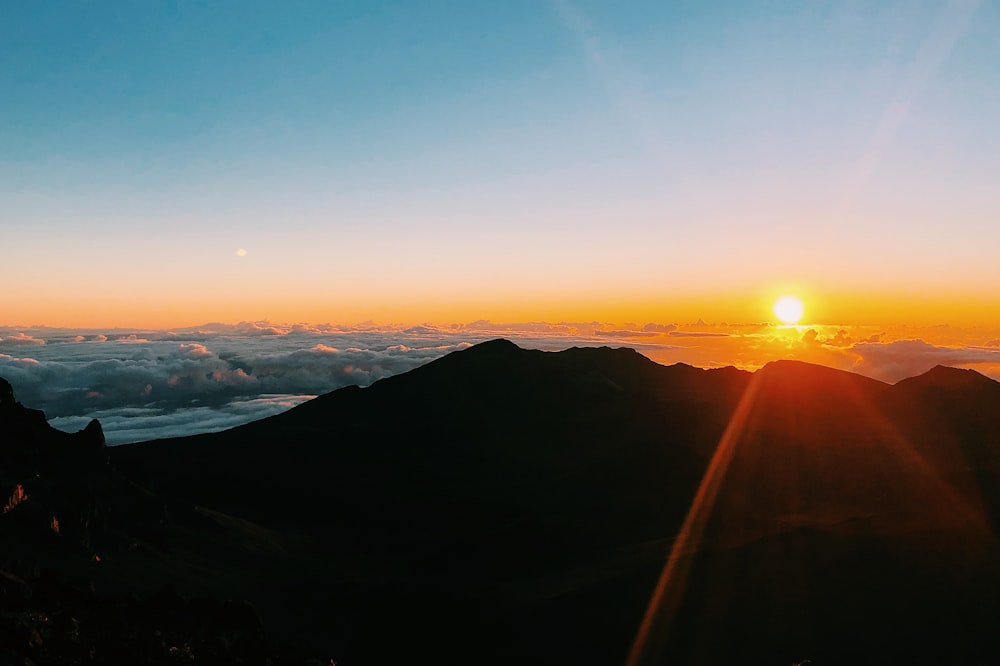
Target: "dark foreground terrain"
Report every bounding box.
[3,340,1000,664]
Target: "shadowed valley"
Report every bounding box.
[3,340,1000,664]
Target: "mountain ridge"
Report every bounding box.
[4,340,1000,664]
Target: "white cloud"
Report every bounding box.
[849,339,1000,383]
[2,321,679,445]
[10,322,997,446]
[112,334,150,343]
[0,332,46,347]
[0,331,490,444]
[177,342,213,359]
[49,394,315,444]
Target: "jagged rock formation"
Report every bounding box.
[0,375,162,560]
[0,377,312,666]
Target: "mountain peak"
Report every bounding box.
[434,337,529,369]
[755,359,889,396]
[461,337,522,355]
[757,359,866,381]
[898,364,996,391]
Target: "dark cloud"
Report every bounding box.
[642,323,678,333]
[594,330,660,338]
[668,331,730,338]
[403,325,448,335]
[801,328,881,349]
[108,334,151,343]
[825,329,853,347]
[231,321,285,336]
[461,320,585,334]
[188,321,287,337]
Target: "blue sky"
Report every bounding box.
[2,1,998,327]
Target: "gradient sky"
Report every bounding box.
[3,0,998,328]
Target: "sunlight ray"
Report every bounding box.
[626,372,763,666]
[839,377,993,538]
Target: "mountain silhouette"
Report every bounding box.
[0,376,305,664]
[5,340,1000,664]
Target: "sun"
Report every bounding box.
[773,295,804,325]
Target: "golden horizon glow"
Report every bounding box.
[4,273,1000,331]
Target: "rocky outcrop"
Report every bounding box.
[1,375,159,560]
[0,377,323,665]
[1,376,107,472]
[0,579,281,666]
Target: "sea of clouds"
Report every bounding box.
[0,321,641,444]
[3,320,999,445]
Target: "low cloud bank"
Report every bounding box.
[0,322,663,444]
[848,339,1000,383]
[0,333,46,347]
[49,394,313,444]
[3,321,999,444]
[0,336,471,443]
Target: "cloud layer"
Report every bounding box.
[3,320,999,445]
[0,321,642,444]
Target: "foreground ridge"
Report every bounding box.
[5,340,1000,665]
[0,376,317,665]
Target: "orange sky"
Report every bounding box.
[5,280,999,332]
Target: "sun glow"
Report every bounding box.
[773,296,804,325]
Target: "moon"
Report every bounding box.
[236,248,247,257]
[773,296,804,325]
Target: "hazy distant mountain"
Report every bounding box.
[4,341,1000,665]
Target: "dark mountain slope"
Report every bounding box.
[0,376,164,569]
[641,360,1000,665]
[111,341,753,662]
[0,378,300,665]
[712,358,970,537]
[887,364,1000,532]
[115,340,750,542]
[8,342,1000,665]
